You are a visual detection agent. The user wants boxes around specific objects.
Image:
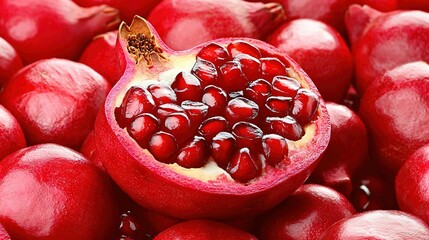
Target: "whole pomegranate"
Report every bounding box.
[320,210,429,239]
[396,144,429,225]
[0,0,120,64]
[0,105,26,160]
[94,16,331,219]
[0,144,119,239]
[309,102,368,197]
[359,61,429,179]
[346,4,429,95]
[0,58,111,150]
[257,184,355,240]
[0,37,22,87]
[267,19,353,103]
[147,0,286,50]
[154,220,257,240]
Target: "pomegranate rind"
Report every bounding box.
[95,17,330,219]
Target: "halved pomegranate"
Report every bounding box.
[94,16,330,219]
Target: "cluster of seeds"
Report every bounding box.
[116,40,319,183]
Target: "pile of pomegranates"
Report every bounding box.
[1,0,429,239]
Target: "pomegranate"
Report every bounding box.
[396,144,429,225]
[0,37,22,87]
[79,30,124,85]
[397,0,429,12]
[320,210,429,239]
[147,0,286,50]
[359,61,429,179]
[354,0,397,12]
[257,184,355,240]
[0,0,120,64]
[0,59,111,150]
[345,4,429,95]
[80,130,105,170]
[0,105,26,161]
[0,144,119,239]
[153,220,257,240]
[94,16,330,219]
[309,102,368,197]
[73,0,161,23]
[0,224,10,240]
[267,19,353,103]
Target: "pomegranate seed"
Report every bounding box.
[265,116,304,141]
[175,136,209,168]
[262,134,289,166]
[211,132,236,169]
[119,211,141,238]
[265,96,292,117]
[227,40,261,59]
[191,58,218,88]
[244,79,272,107]
[147,83,177,105]
[156,103,185,121]
[227,148,261,183]
[232,122,263,150]
[202,85,228,117]
[127,113,160,148]
[233,54,261,81]
[197,42,230,67]
[181,100,209,126]
[198,116,228,142]
[224,97,259,125]
[218,61,247,92]
[148,131,178,163]
[171,71,203,103]
[119,86,155,126]
[291,88,320,124]
[260,57,287,82]
[272,76,301,97]
[161,112,191,143]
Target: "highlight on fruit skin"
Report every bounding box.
[94,16,331,219]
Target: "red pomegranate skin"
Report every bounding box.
[73,0,161,23]
[0,144,119,239]
[0,224,10,240]
[320,210,429,239]
[358,61,429,179]
[354,0,397,12]
[0,105,26,161]
[346,5,429,95]
[267,19,353,103]
[80,130,105,171]
[0,0,119,64]
[0,37,22,87]
[257,184,356,240]
[398,0,429,12]
[309,102,368,197]
[154,220,257,240]
[95,17,331,219]
[147,0,286,50]
[79,30,124,85]
[0,58,111,150]
[396,144,429,225]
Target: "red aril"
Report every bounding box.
[267,19,353,103]
[79,30,124,85]
[396,144,429,225]
[0,224,10,240]
[0,144,119,239]
[0,59,111,150]
[257,184,355,240]
[154,220,257,240]
[73,0,161,23]
[147,0,286,50]
[320,210,429,239]
[0,37,22,87]
[359,61,429,179]
[0,0,120,64]
[94,17,330,219]
[0,105,26,161]
[309,102,368,197]
[346,5,429,95]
